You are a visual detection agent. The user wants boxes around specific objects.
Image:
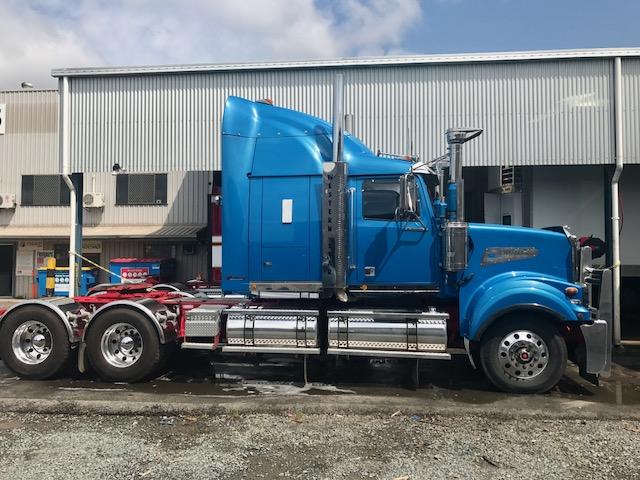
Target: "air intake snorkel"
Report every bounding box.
[445,128,482,222]
[442,128,482,273]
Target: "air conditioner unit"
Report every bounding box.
[0,193,16,209]
[83,192,105,208]
[499,166,522,194]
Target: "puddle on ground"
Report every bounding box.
[2,346,640,406]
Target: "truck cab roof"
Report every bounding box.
[222,96,411,177]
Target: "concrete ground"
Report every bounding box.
[0,346,639,479]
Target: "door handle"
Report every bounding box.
[364,266,376,277]
[405,226,427,232]
[263,261,272,267]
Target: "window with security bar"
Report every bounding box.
[21,175,70,206]
[116,173,167,205]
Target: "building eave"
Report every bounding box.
[51,47,640,79]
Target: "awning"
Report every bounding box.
[0,224,206,239]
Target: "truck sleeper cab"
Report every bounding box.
[0,92,612,394]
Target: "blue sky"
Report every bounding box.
[410,0,640,53]
[0,0,638,89]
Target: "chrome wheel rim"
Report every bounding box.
[498,330,549,380]
[11,320,53,365]
[100,323,143,368]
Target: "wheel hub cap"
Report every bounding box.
[120,336,135,353]
[498,330,549,380]
[32,334,46,349]
[100,323,143,368]
[11,321,53,365]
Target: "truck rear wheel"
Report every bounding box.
[85,308,162,382]
[0,306,71,379]
[479,315,567,394]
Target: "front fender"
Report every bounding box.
[463,273,589,341]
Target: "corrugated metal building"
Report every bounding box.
[0,89,210,298]
[1,48,639,310]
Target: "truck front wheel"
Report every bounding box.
[85,308,162,382]
[479,315,567,394]
[0,306,71,379]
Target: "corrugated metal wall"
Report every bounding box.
[0,90,65,227]
[0,90,210,298]
[14,275,33,299]
[623,59,640,164]
[0,169,209,228]
[83,171,210,227]
[67,58,626,171]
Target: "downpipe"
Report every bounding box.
[612,57,624,346]
[59,75,78,299]
[61,173,77,298]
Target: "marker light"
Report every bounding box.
[565,286,579,297]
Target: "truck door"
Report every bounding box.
[260,177,311,281]
[352,176,436,288]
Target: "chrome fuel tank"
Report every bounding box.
[327,309,448,355]
[224,308,319,354]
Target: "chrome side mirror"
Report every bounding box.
[398,173,418,218]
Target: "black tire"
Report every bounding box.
[85,308,162,382]
[0,306,71,379]
[479,315,567,394]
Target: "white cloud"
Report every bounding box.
[0,0,423,90]
[0,2,99,89]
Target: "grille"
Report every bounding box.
[128,174,156,204]
[33,175,61,205]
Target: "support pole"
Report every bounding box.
[612,57,624,346]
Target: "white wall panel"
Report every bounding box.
[530,165,605,239]
[620,165,640,265]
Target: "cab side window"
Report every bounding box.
[362,179,400,220]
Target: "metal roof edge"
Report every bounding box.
[51,47,640,78]
[0,89,58,93]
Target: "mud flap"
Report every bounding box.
[77,342,87,374]
[464,337,476,369]
[578,268,612,384]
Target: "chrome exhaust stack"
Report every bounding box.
[322,74,348,301]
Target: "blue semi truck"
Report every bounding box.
[0,77,612,393]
